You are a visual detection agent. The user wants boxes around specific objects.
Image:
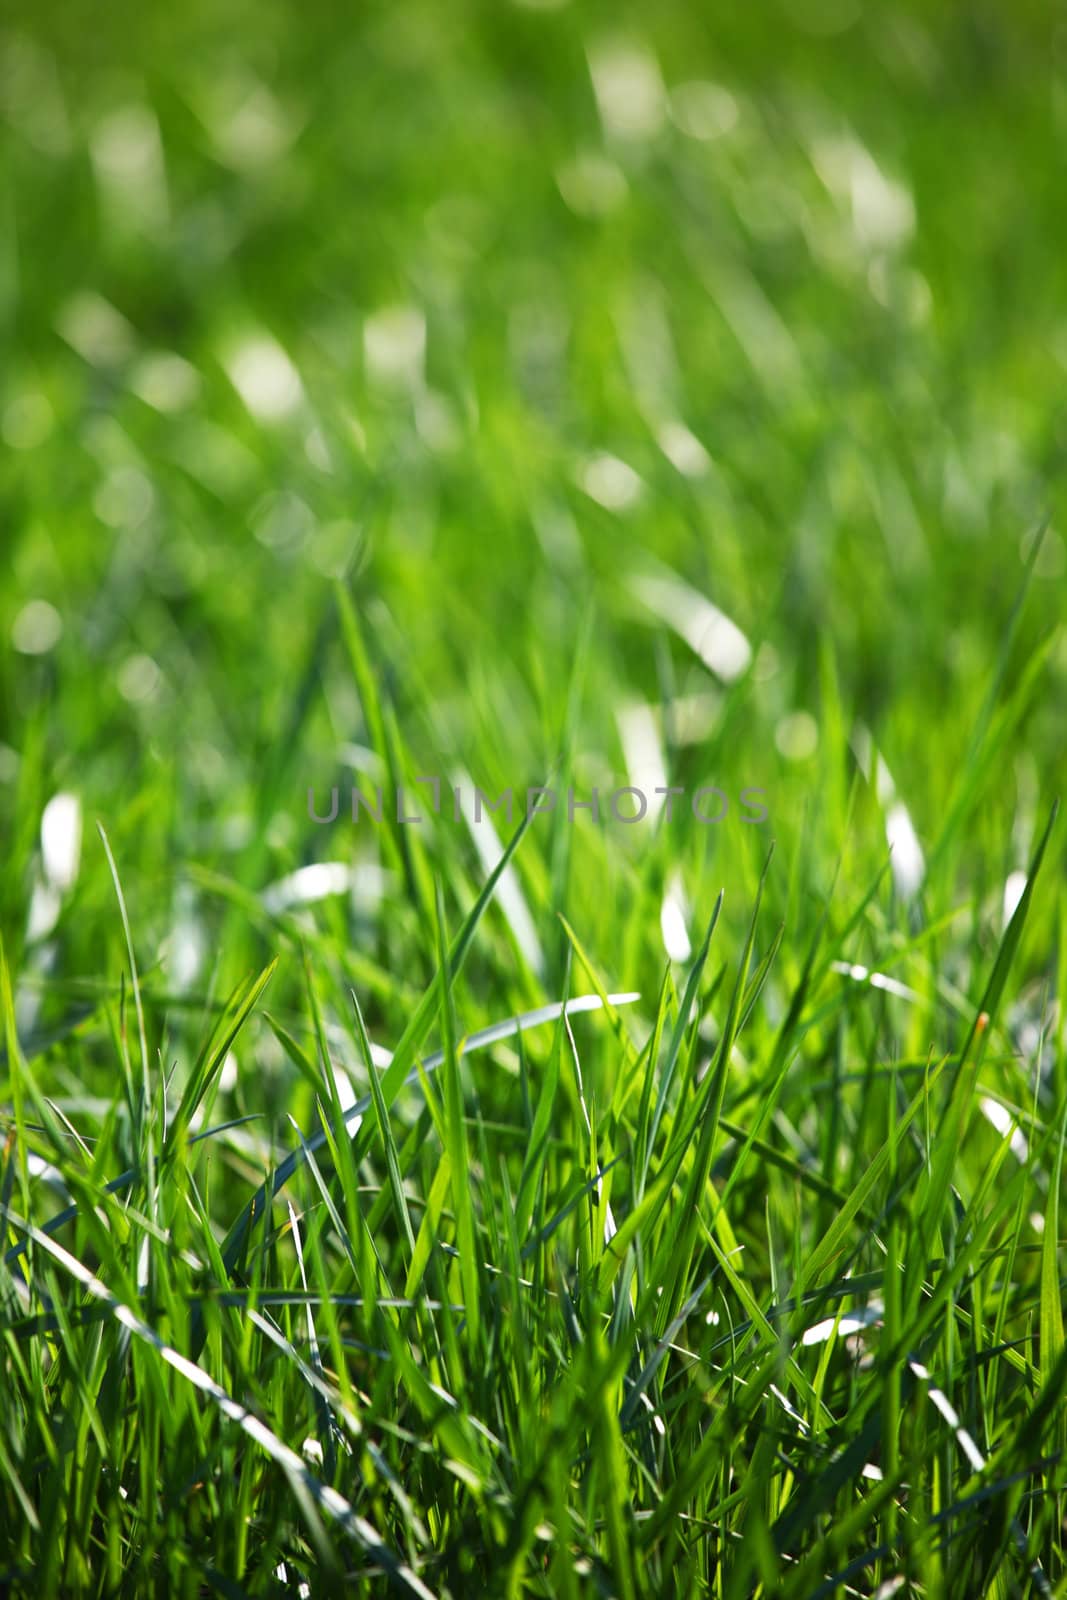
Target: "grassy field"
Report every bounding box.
[3,1,1067,1595]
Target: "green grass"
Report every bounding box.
[2,1,1067,1594]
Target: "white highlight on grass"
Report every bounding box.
[556,151,628,217]
[12,599,63,655]
[616,700,668,810]
[56,291,135,366]
[94,465,155,530]
[327,1059,360,1112]
[979,1097,1029,1164]
[665,690,722,746]
[197,75,299,170]
[811,133,915,252]
[26,885,62,943]
[578,452,643,510]
[90,103,168,228]
[225,333,303,421]
[668,81,739,142]
[454,771,545,978]
[364,305,426,390]
[218,1051,239,1095]
[656,419,711,478]
[252,489,315,551]
[26,1151,69,1199]
[800,1303,883,1346]
[129,350,200,412]
[775,710,818,762]
[885,801,925,901]
[907,1360,985,1474]
[1003,869,1028,930]
[118,653,162,704]
[41,792,82,893]
[340,742,384,776]
[588,37,665,141]
[631,569,752,683]
[770,1382,808,1431]
[260,861,391,916]
[851,724,925,900]
[415,390,461,453]
[275,1566,311,1600]
[221,87,294,167]
[169,881,205,993]
[830,961,921,1004]
[871,1578,907,1600]
[660,870,692,964]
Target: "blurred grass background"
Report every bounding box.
[3,0,1066,1104]
[2,2,1067,1591]
[4,2,1065,871]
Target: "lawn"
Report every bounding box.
[2,1,1067,1595]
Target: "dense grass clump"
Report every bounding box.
[2,1,1067,1594]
